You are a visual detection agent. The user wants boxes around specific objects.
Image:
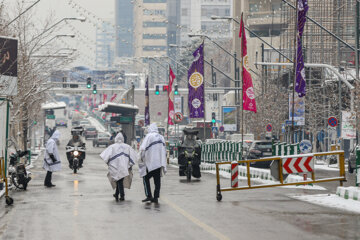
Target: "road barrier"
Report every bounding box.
[215,151,346,201]
[201,141,243,163]
[272,142,300,156]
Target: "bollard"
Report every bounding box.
[231,161,238,188]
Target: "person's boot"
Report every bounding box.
[151,198,158,204]
[113,194,119,201]
[142,197,153,202]
[119,196,125,201]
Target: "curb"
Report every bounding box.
[336,186,360,201]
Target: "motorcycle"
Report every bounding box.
[9,150,32,190]
[178,128,202,182]
[66,143,85,174]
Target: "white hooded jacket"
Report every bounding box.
[100,133,137,182]
[43,130,61,172]
[139,123,167,177]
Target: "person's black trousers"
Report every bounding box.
[44,171,52,186]
[143,168,161,199]
[115,178,124,198]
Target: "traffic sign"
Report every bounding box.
[46,115,55,119]
[282,155,314,174]
[266,124,272,132]
[299,140,312,154]
[219,126,225,132]
[212,127,218,133]
[174,112,183,123]
[138,120,144,127]
[328,116,338,127]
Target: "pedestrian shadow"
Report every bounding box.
[179,179,201,184]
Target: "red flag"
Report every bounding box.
[103,94,108,103]
[110,94,117,102]
[168,66,175,125]
[239,15,247,57]
[240,15,257,113]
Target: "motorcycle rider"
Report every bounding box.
[66,127,86,169]
[178,129,201,178]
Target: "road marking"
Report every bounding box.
[162,197,230,240]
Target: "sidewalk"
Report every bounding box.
[0,148,43,199]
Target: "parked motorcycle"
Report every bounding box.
[9,150,31,190]
[66,143,86,174]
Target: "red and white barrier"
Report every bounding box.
[231,161,238,188]
[282,155,314,174]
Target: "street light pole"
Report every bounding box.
[3,0,41,29]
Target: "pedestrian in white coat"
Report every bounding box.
[139,123,167,204]
[43,130,61,187]
[100,132,137,201]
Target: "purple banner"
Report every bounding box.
[188,43,204,118]
[145,76,150,125]
[295,0,308,98]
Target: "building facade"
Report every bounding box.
[115,0,134,57]
[133,0,168,58]
[95,21,115,69]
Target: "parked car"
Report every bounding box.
[55,118,68,127]
[246,140,273,168]
[93,132,112,147]
[84,126,98,139]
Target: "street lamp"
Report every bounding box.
[40,34,75,48]
[30,17,85,43]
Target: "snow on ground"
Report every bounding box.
[87,116,107,133]
[290,194,360,214]
[315,163,342,171]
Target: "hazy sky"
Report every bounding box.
[5,0,116,68]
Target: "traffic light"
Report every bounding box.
[87,77,91,88]
[155,85,160,95]
[163,85,169,92]
[211,112,216,124]
[174,85,178,95]
[93,84,97,94]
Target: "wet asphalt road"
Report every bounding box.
[1,127,360,240]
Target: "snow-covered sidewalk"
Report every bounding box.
[87,116,107,133]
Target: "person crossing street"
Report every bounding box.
[139,123,167,204]
[43,130,61,187]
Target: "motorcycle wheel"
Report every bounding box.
[23,182,27,191]
[73,166,77,174]
[187,164,192,182]
[5,196,14,206]
[11,172,24,189]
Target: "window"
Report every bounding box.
[143,46,167,51]
[143,34,166,39]
[249,4,259,12]
[143,9,166,16]
[143,0,166,2]
[182,8,188,16]
[143,22,167,27]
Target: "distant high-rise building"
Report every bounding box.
[133,0,168,58]
[115,0,134,57]
[180,0,233,45]
[95,21,115,69]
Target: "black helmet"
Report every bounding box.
[71,126,84,136]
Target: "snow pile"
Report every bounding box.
[87,116,107,133]
[291,194,360,214]
[336,186,360,201]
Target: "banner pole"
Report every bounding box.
[240,13,244,160]
[292,0,299,144]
